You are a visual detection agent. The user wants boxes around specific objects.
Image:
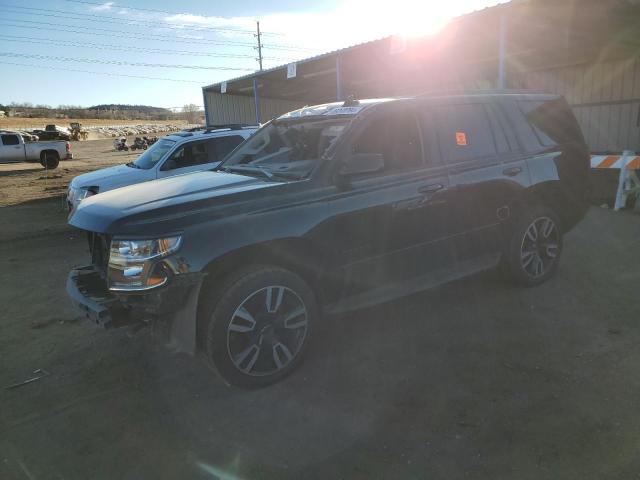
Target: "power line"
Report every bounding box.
[60,0,325,51]
[0,60,210,83]
[2,4,323,66]
[0,20,260,47]
[0,34,297,60]
[62,0,249,22]
[0,3,282,36]
[0,35,251,58]
[0,52,254,71]
[261,43,321,53]
[63,0,219,16]
[0,18,259,47]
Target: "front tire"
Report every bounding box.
[505,206,563,286]
[203,265,316,388]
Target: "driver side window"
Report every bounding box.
[161,141,209,171]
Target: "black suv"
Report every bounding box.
[67,92,590,388]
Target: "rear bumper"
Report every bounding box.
[67,265,204,353]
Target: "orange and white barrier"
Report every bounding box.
[590,154,640,170]
[590,151,640,210]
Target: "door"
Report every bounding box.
[1,134,24,162]
[157,135,244,178]
[326,104,451,297]
[432,99,530,263]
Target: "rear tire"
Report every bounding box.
[40,152,59,170]
[202,265,316,388]
[505,206,563,287]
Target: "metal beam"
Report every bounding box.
[252,77,261,124]
[336,55,344,101]
[202,88,211,126]
[498,13,507,89]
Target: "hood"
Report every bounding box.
[71,164,151,191]
[69,170,279,235]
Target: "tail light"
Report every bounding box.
[66,142,71,152]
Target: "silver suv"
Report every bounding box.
[67,125,258,209]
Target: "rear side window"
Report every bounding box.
[208,135,244,162]
[354,109,423,173]
[2,134,19,146]
[434,104,497,164]
[517,99,584,148]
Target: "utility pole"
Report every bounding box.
[255,21,263,71]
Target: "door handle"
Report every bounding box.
[418,183,444,194]
[502,166,522,177]
[394,184,445,211]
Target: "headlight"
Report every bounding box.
[68,186,97,205]
[108,236,182,291]
[76,188,96,201]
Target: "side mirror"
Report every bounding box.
[339,153,385,176]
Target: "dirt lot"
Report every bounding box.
[1,143,640,479]
[0,137,155,207]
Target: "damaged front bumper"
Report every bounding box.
[67,265,204,353]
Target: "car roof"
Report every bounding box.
[164,125,258,143]
[277,91,561,120]
[277,99,394,120]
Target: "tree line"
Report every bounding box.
[0,102,204,122]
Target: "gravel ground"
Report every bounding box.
[0,144,639,479]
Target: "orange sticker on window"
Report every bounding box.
[456,132,467,146]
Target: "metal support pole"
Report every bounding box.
[202,88,210,127]
[253,77,261,124]
[336,55,344,101]
[497,13,507,89]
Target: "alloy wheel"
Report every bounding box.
[226,286,308,377]
[520,216,560,278]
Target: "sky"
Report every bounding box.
[0,0,502,109]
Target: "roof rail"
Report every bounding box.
[416,88,553,98]
[342,96,360,107]
[204,123,257,133]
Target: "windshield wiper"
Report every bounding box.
[126,162,140,169]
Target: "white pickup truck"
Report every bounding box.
[0,130,72,169]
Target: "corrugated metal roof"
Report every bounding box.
[202,0,517,91]
[201,36,390,90]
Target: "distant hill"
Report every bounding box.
[89,104,172,115]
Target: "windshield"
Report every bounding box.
[219,118,350,179]
[131,138,176,170]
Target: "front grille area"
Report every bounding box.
[87,232,111,280]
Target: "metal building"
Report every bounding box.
[202,0,640,153]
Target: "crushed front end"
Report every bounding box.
[67,231,204,353]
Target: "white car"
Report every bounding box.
[67,125,258,209]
